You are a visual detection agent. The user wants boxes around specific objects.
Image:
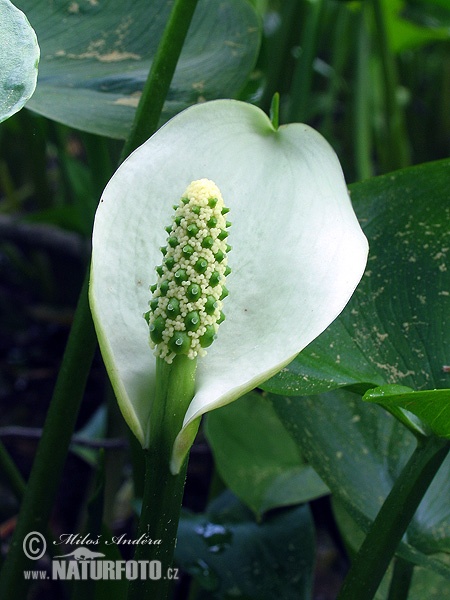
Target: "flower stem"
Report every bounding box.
[321,4,350,142]
[289,0,325,123]
[0,441,26,501]
[127,356,197,600]
[337,436,449,600]
[387,556,414,600]
[354,4,372,181]
[371,0,410,171]
[259,0,299,116]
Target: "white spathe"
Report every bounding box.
[89,100,368,469]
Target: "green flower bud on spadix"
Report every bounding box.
[145,179,231,364]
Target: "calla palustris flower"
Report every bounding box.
[89,100,368,471]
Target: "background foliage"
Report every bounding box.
[0,0,449,598]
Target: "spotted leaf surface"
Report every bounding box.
[14,0,260,137]
[263,159,450,397]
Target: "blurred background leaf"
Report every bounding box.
[176,491,316,600]
[15,0,261,138]
[206,392,329,518]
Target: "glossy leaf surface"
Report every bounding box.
[205,392,328,517]
[364,385,450,439]
[271,389,450,577]
[176,491,315,600]
[15,0,260,137]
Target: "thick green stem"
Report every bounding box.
[354,5,372,181]
[337,436,449,600]
[321,4,350,141]
[289,0,325,123]
[0,440,26,501]
[387,556,414,600]
[371,0,410,171]
[260,0,300,116]
[127,355,197,600]
[120,0,200,160]
[0,273,97,599]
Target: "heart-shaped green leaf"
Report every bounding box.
[205,392,329,517]
[0,0,39,123]
[15,0,260,138]
[89,100,368,461]
[270,389,450,576]
[364,385,450,439]
[263,159,450,397]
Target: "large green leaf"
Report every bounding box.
[0,0,39,122]
[263,159,450,397]
[176,491,315,600]
[270,389,450,577]
[205,392,328,517]
[15,0,260,138]
[364,385,450,439]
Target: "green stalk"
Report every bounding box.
[288,0,325,124]
[371,0,410,171]
[127,355,197,600]
[260,0,301,116]
[321,4,350,142]
[0,273,97,599]
[354,4,372,181]
[387,556,414,600]
[0,440,26,501]
[120,0,200,160]
[337,436,449,600]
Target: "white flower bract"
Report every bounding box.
[89,100,369,465]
